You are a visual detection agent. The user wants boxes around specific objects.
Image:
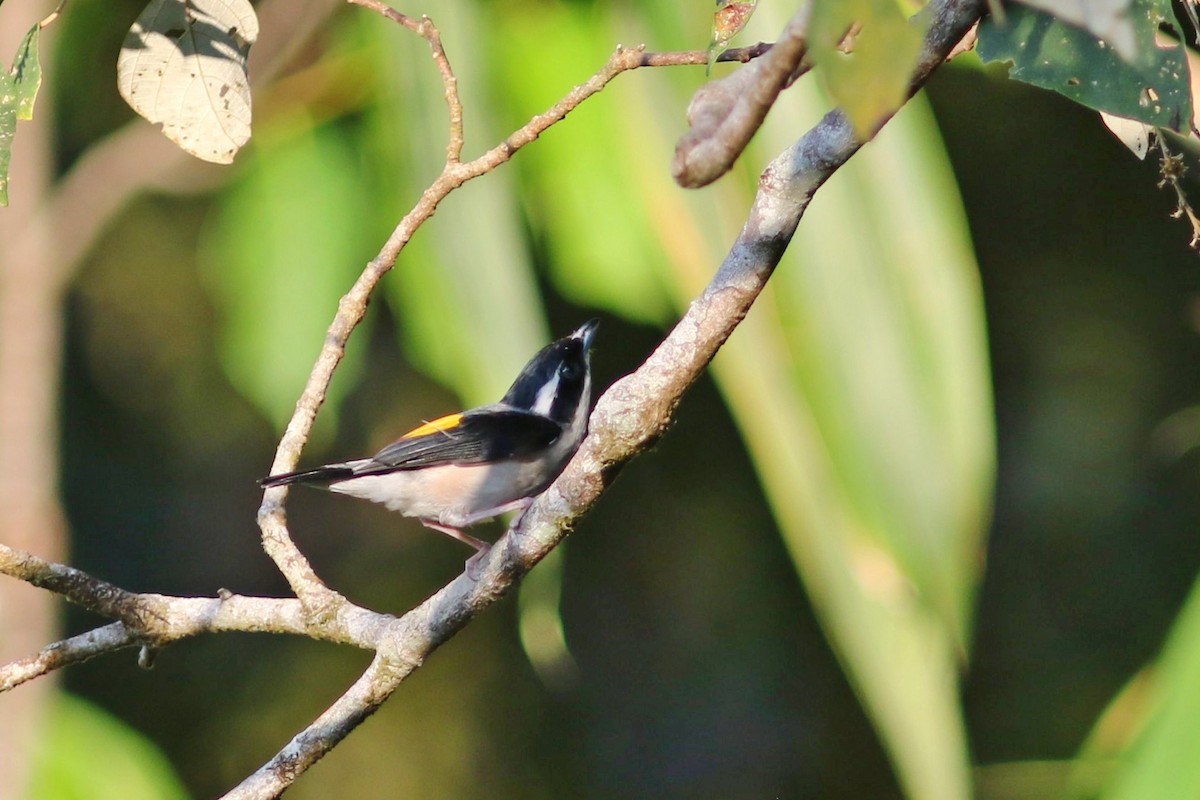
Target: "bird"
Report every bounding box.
[260,319,599,574]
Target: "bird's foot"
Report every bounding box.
[464,543,491,581]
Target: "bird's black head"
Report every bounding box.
[502,319,599,424]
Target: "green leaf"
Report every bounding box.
[117,0,259,164]
[199,121,373,435]
[0,21,44,206]
[808,0,927,138]
[0,77,15,207]
[1068,574,1200,800]
[28,691,189,800]
[13,22,42,120]
[1013,0,1137,62]
[977,0,1192,131]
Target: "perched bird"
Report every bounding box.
[261,319,599,572]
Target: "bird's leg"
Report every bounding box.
[456,497,535,528]
[420,519,490,580]
[419,497,537,579]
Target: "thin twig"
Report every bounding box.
[639,42,774,66]
[1156,135,1200,250]
[346,1,466,162]
[255,22,778,609]
[38,0,68,28]
[0,623,133,691]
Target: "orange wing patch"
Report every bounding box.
[402,412,464,439]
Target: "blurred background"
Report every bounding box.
[2,0,1200,798]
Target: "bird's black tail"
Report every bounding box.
[259,464,356,488]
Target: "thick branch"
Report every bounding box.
[231,1,986,795]
[0,2,984,795]
[222,651,398,799]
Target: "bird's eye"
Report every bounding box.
[560,361,581,380]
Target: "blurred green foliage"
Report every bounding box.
[1069,569,1200,800]
[201,120,376,439]
[710,76,991,800]
[27,692,189,800]
[20,1,1200,799]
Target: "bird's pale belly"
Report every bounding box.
[328,459,553,527]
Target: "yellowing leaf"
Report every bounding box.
[117,0,258,164]
[13,22,42,121]
[708,0,759,73]
[808,0,926,138]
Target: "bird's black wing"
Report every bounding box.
[362,407,563,472]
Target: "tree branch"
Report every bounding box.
[345,0,466,162]
[0,622,133,692]
[0,18,785,693]
[0,542,392,691]
[0,1,986,796]
[222,650,398,799]
[255,12,783,611]
[230,1,987,795]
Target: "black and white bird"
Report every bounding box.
[261,320,599,570]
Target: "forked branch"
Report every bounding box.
[0,1,987,797]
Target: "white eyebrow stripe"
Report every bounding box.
[531,372,560,416]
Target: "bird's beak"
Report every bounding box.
[573,318,600,350]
